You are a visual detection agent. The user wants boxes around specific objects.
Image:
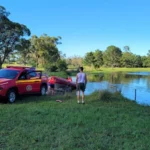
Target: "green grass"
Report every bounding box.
[47,71,69,78]
[0,91,150,150]
[84,67,150,73]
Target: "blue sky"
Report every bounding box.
[1,0,150,57]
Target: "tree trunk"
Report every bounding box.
[0,63,2,69]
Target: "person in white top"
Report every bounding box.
[76,67,87,104]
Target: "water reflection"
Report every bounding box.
[73,72,150,106]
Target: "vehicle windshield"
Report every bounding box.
[0,69,20,79]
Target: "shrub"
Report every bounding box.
[98,90,127,102]
[98,90,113,102]
[57,59,68,71]
[45,64,58,72]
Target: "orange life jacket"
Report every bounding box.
[49,77,55,84]
[68,77,72,82]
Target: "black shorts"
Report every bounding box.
[49,84,55,89]
[77,83,85,92]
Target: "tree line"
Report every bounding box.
[83,45,150,68]
[66,46,150,69]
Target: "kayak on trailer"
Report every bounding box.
[49,76,76,90]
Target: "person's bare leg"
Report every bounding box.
[52,88,54,95]
[50,87,53,95]
[47,86,51,95]
[77,91,80,103]
[82,91,85,103]
[47,86,49,95]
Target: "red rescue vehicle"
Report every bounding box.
[0,66,48,103]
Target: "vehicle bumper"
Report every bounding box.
[0,89,7,97]
[0,95,6,100]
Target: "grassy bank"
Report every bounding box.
[47,71,69,78]
[0,91,150,150]
[67,67,150,77]
[84,67,150,73]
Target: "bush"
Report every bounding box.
[98,90,126,102]
[57,59,68,71]
[45,64,58,72]
[99,90,113,102]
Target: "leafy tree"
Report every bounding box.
[139,50,150,67]
[121,51,134,67]
[66,55,83,68]
[147,50,150,57]
[132,55,142,67]
[103,45,122,67]
[83,52,95,66]
[44,64,58,72]
[66,58,72,66]
[141,56,149,67]
[145,50,150,67]
[123,46,130,52]
[4,51,18,64]
[57,59,68,71]
[93,49,103,68]
[16,39,31,65]
[121,52,142,68]
[29,34,61,68]
[0,6,30,68]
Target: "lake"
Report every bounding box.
[73,72,150,106]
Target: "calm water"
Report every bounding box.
[73,72,150,106]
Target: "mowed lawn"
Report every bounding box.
[0,92,150,150]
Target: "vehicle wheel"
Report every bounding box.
[7,89,16,103]
[40,85,47,96]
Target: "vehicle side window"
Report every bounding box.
[27,71,41,79]
[28,72,37,78]
[18,72,27,80]
[18,71,42,80]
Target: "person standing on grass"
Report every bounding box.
[48,76,55,95]
[76,67,87,104]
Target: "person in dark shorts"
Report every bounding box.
[77,83,85,92]
[76,67,87,104]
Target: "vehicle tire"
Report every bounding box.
[40,85,47,96]
[7,89,17,103]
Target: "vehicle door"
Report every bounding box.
[16,71,42,94]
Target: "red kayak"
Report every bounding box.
[49,76,76,90]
